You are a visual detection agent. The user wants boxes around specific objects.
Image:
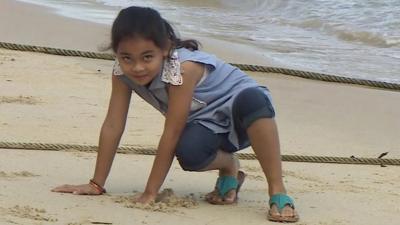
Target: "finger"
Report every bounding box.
[131,193,142,202]
[51,185,76,193]
[76,187,103,195]
[51,184,69,192]
[132,195,152,204]
[72,189,89,195]
[51,184,68,191]
[131,196,141,203]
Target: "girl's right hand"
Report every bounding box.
[51,183,104,195]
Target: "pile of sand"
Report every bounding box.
[112,188,198,213]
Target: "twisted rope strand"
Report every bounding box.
[1,42,399,91]
[1,42,399,165]
[1,142,399,166]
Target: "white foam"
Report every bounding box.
[14,0,400,85]
[17,0,117,24]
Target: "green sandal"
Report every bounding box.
[207,170,246,205]
[267,193,299,222]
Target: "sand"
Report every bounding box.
[1,0,400,224]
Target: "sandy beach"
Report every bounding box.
[1,0,400,224]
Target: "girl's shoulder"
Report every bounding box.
[176,47,212,58]
[176,48,217,71]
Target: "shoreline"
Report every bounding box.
[1,0,275,66]
[9,0,400,85]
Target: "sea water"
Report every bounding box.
[16,0,400,84]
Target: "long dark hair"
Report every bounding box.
[110,6,200,57]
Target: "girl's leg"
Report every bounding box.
[174,123,242,204]
[198,149,239,175]
[246,118,296,218]
[199,150,240,204]
[232,87,298,220]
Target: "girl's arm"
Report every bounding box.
[92,75,132,187]
[139,61,205,201]
[52,75,131,194]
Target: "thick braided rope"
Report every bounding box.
[1,42,399,91]
[0,42,114,60]
[1,142,399,166]
[231,64,400,91]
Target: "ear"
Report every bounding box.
[162,40,172,58]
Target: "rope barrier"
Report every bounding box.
[1,142,399,166]
[1,41,399,91]
[1,42,399,166]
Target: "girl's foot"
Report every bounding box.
[205,170,246,205]
[268,205,299,222]
[267,193,299,222]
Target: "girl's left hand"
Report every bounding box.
[132,192,157,204]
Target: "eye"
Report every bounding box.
[143,55,154,62]
[121,56,132,63]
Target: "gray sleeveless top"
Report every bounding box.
[114,47,273,149]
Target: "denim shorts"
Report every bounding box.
[175,87,275,171]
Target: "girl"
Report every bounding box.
[52,6,299,223]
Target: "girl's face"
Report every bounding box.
[116,37,169,86]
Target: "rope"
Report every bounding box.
[1,41,399,91]
[1,42,399,165]
[1,142,399,166]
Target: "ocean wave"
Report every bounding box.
[217,0,287,11]
[334,30,400,48]
[14,0,400,84]
[171,0,400,48]
[278,19,400,48]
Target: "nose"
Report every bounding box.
[131,62,145,73]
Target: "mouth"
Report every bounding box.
[132,74,149,80]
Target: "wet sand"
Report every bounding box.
[1,0,400,224]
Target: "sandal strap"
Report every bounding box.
[216,175,238,197]
[269,193,295,213]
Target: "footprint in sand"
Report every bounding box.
[0,171,39,179]
[0,205,57,222]
[283,170,323,183]
[246,174,265,181]
[241,165,262,172]
[113,188,198,213]
[0,95,42,105]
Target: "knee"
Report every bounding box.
[175,123,220,171]
[234,88,275,127]
[175,137,217,172]
[175,141,191,171]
